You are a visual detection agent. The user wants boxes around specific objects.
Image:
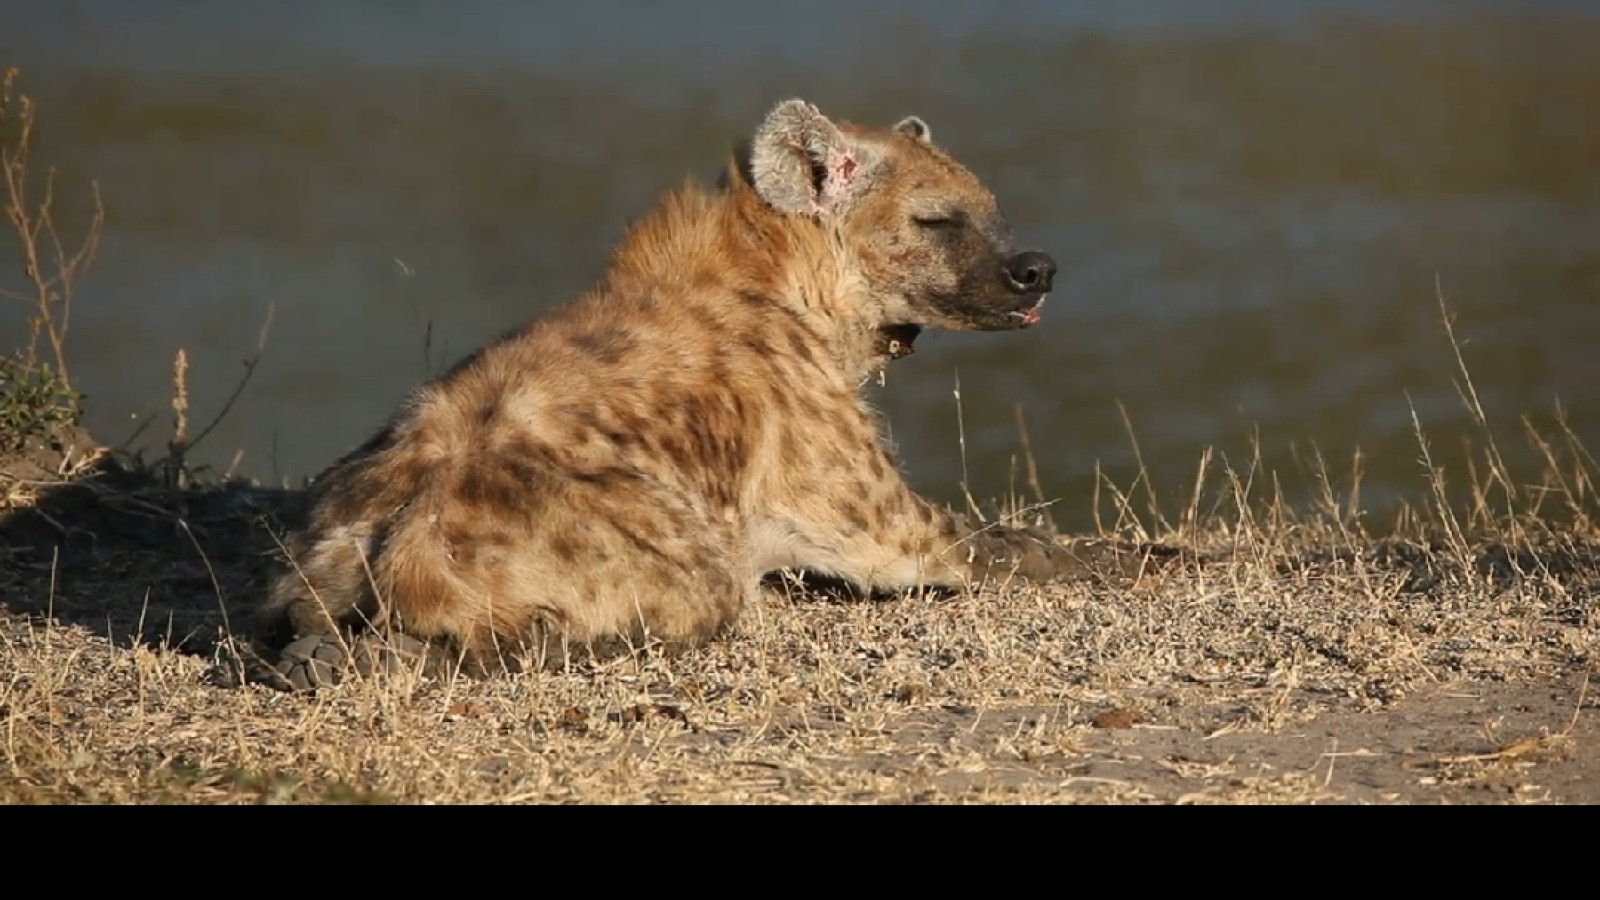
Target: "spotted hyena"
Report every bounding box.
[251,99,1105,690]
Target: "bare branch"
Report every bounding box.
[1,68,104,391]
[182,301,277,457]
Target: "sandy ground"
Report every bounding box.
[2,423,1595,805]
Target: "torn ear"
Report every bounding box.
[749,99,875,217]
[894,115,932,144]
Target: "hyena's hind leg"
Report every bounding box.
[247,525,450,691]
[469,475,755,668]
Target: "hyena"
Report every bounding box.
[251,99,1135,690]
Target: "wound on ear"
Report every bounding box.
[750,99,880,216]
[818,150,861,209]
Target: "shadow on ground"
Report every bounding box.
[0,420,307,668]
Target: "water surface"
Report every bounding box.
[3,0,1598,531]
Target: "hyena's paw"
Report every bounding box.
[1051,536,1191,581]
[270,633,349,691]
[961,520,1189,584]
[271,631,441,691]
[970,524,1080,583]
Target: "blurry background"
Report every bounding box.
[3,0,1598,532]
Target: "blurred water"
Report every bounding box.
[3,0,1598,531]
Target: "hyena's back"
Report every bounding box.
[256,291,812,675]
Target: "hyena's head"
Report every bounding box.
[746,99,1056,336]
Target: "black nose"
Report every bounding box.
[1003,251,1056,294]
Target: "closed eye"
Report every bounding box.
[913,213,966,229]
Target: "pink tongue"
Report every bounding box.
[1022,306,1041,326]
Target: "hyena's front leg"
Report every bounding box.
[774,472,1175,592]
[770,480,1084,591]
[758,387,1190,589]
[760,411,1162,592]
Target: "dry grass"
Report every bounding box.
[2,386,1596,804]
[1,68,1596,805]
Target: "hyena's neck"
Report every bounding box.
[724,172,889,381]
[603,169,888,384]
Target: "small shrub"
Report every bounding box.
[0,353,83,453]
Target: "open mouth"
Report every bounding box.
[1009,293,1048,328]
[881,292,1047,360]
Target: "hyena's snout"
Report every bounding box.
[1000,250,1056,328]
[1002,250,1056,295]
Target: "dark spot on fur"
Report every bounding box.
[842,499,871,533]
[437,529,471,567]
[867,452,891,480]
[689,426,722,471]
[572,325,635,365]
[550,533,580,563]
[783,328,816,366]
[505,436,558,472]
[500,453,548,493]
[740,331,775,357]
[616,408,650,437]
[456,461,527,521]
[687,544,724,580]
[656,431,693,473]
[699,316,729,344]
[901,532,933,558]
[567,466,621,487]
[575,405,638,453]
[611,518,668,563]
[691,268,724,292]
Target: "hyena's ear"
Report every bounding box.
[750,99,879,217]
[894,116,932,144]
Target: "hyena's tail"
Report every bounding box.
[250,512,390,654]
[238,445,498,689]
[249,443,465,653]
[237,509,391,689]
[243,408,530,684]
[366,489,490,644]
